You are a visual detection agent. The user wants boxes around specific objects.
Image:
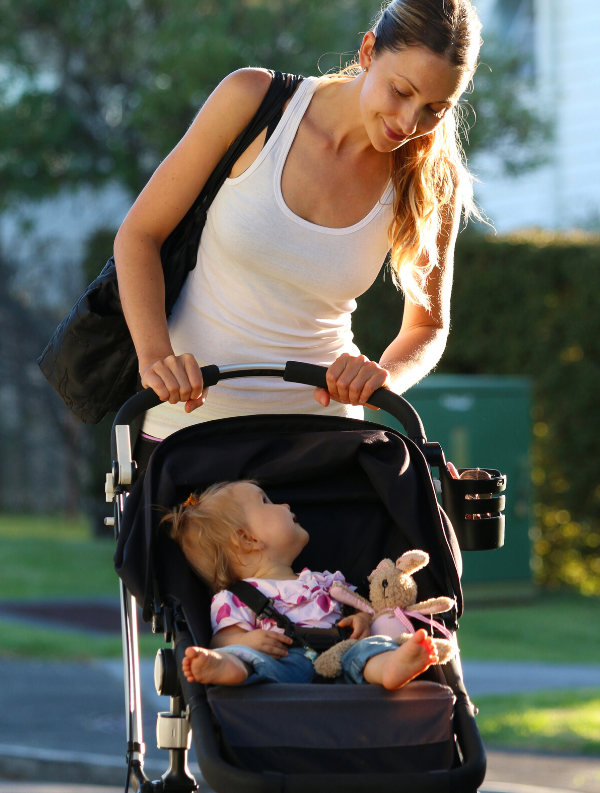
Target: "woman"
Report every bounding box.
[114,0,482,443]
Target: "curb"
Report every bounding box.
[0,745,208,790]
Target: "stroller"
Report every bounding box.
[109,360,507,793]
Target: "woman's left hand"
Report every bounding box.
[314,354,391,411]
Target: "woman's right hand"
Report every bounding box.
[140,353,208,412]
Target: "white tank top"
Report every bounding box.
[143,76,394,439]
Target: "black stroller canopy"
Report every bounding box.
[115,413,462,645]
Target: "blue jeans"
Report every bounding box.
[220,636,399,686]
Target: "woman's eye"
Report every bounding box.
[430,108,446,119]
[392,85,408,98]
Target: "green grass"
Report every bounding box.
[0,514,117,599]
[0,619,166,659]
[476,689,600,755]
[457,591,600,664]
[0,513,145,659]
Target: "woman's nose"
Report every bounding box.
[397,108,420,136]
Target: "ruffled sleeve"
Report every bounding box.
[210,589,258,634]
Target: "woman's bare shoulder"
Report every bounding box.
[116,69,273,247]
[204,68,273,143]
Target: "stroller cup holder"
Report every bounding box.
[439,467,507,551]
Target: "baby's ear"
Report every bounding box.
[233,528,261,549]
[396,550,429,575]
[368,559,394,582]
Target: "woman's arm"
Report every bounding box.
[314,190,460,407]
[113,68,273,410]
[378,194,458,394]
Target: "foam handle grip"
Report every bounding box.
[283,361,328,389]
[200,364,221,388]
[284,361,426,443]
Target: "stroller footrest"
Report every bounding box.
[208,680,455,775]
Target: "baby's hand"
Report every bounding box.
[338,612,371,640]
[238,629,293,659]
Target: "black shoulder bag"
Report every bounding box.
[37,71,303,425]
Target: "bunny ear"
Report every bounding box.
[396,550,429,575]
[368,559,394,581]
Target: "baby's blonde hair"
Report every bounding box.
[161,480,257,593]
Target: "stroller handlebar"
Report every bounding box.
[111,361,427,461]
[283,361,426,443]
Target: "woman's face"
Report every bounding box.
[359,33,469,152]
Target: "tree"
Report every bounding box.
[462,38,552,176]
[0,0,549,211]
[0,0,375,206]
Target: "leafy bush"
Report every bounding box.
[354,230,600,595]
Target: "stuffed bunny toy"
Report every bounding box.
[314,550,456,678]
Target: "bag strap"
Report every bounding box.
[228,579,298,639]
[198,71,303,211]
[161,70,303,314]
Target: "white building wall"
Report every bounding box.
[472,0,600,232]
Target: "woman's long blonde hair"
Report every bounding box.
[326,0,483,309]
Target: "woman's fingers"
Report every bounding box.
[182,354,207,412]
[313,386,330,407]
[163,355,193,402]
[141,367,171,402]
[322,354,391,408]
[182,353,204,400]
[140,354,207,410]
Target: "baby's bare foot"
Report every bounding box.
[182,646,249,685]
[381,630,439,690]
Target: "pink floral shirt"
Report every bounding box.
[211,569,353,635]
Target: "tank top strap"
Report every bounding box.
[273,76,319,154]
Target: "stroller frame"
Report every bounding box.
[108,361,497,793]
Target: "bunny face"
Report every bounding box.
[367,559,418,613]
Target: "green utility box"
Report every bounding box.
[370,375,533,604]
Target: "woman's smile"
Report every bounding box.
[382,119,408,143]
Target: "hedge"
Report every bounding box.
[354,230,600,596]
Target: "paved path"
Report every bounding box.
[484,751,600,792]
[462,659,600,696]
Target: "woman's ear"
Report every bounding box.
[359,31,376,71]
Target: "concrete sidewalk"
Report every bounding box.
[462,660,600,696]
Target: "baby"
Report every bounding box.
[163,480,439,689]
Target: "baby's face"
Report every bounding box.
[234,482,309,564]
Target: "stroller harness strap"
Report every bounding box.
[228,580,350,655]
